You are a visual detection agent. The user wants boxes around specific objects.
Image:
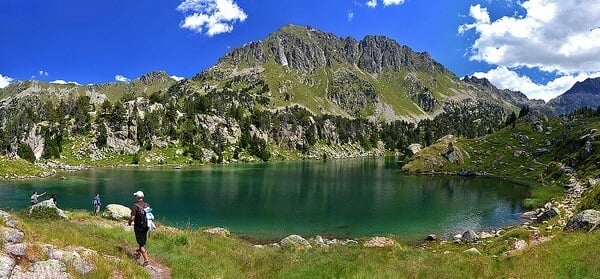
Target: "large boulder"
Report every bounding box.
[1,228,24,243]
[443,142,464,164]
[363,237,396,248]
[407,144,422,155]
[535,207,560,223]
[280,235,312,249]
[203,227,231,237]
[4,243,27,257]
[103,204,131,220]
[45,245,96,275]
[463,247,481,255]
[564,210,600,232]
[0,253,15,278]
[10,259,69,279]
[28,200,68,220]
[462,230,479,243]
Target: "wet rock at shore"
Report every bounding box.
[564,210,600,232]
[479,232,494,239]
[103,204,131,220]
[314,235,328,247]
[425,234,437,241]
[462,230,479,243]
[535,207,560,223]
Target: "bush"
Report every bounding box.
[132,152,140,165]
[17,143,36,163]
[22,206,63,220]
[578,183,600,212]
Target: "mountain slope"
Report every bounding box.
[547,77,600,115]
[194,24,524,121]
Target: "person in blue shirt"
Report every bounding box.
[92,193,101,216]
[30,191,46,205]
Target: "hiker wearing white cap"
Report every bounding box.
[128,190,150,266]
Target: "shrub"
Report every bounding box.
[17,143,35,163]
[22,206,62,220]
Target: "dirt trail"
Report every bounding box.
[118,243,172,279]
[73,220,172,278]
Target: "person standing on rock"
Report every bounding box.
[92,193,101,216]
[49,193,57,206]
[128,190,150,266]
[30,191,46,205]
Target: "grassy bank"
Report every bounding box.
[10,210,600,278]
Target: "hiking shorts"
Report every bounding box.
[134,227,149,247]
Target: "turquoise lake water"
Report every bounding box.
[0,158,529,241]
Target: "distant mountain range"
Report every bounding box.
[546,77,600,115]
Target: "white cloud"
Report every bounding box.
[0,73,14,88]
[473,67,600,101]
[176,0,247,37]
[39,70,49,76]
[382,0,405,6]
[170,75,185,81]
[347,11,355,22]
[366,0,377,8]
[460,0,600,100]
[50,80,81,86]
[459,0,600,74]
[115,75,130,82]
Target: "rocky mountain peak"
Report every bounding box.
[217,24,449,76]
[547,77,600,114]
[462,76,494,88]
[135,71,172,85]
[564,77,600,96]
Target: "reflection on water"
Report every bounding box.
[0,158,529,241]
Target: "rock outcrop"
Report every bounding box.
[0,210,96,278]
[363,237,396,248]
[564,210,600,232]
[28,200,68,219]
[547,77,600,115]
[203,227,231,237]
[103,204,131,220]
[280,235,312,249]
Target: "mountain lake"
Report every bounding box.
[0,158,529,242]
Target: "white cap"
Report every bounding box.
[133,191,144,198]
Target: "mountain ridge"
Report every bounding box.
[547,77,600,115]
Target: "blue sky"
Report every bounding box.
[1,0,599,101]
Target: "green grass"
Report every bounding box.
[0,157,47,180]
[10,210,600,278]
[402,119,572,208]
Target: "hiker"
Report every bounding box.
[49,194,57,206]
[30,191,46,205]
[92,193,101,216]
[128,190,150,266]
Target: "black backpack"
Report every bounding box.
[135,203,148,229]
